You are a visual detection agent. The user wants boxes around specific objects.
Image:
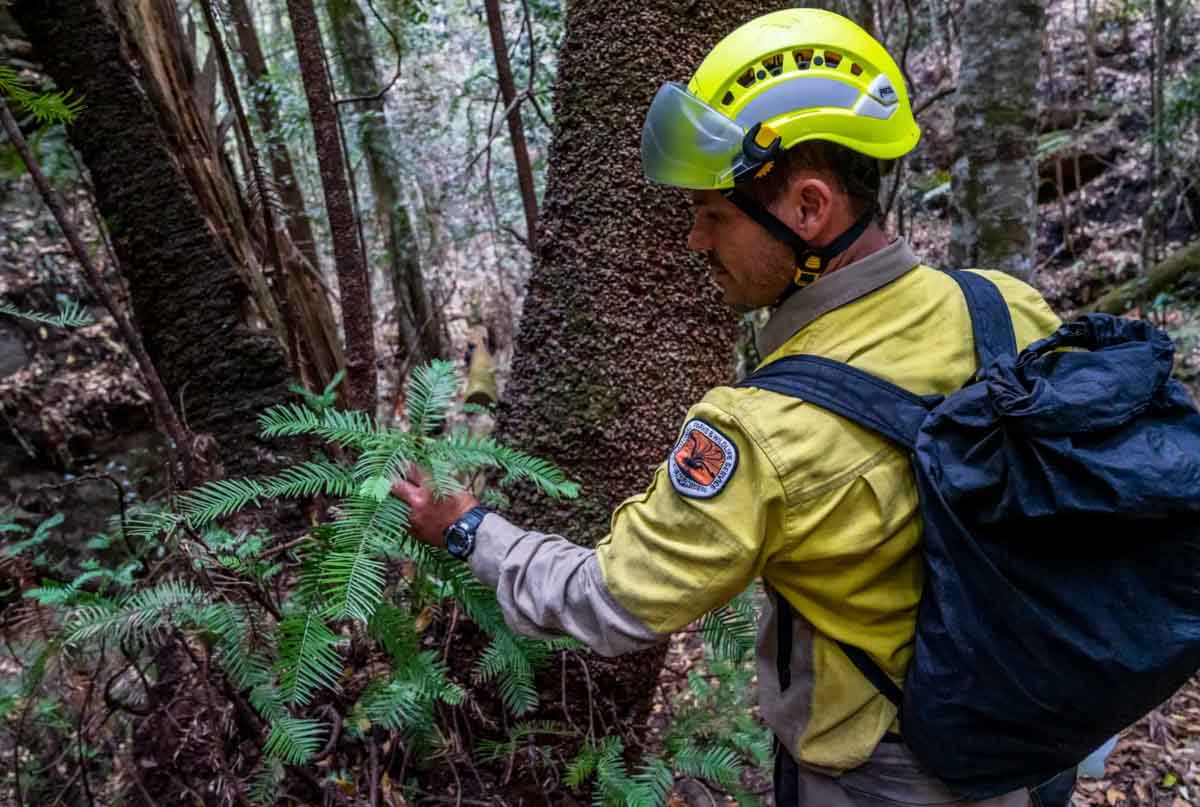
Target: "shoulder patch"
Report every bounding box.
[668,419,738,499]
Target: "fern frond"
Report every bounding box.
[405,360,458,435]
[354,433,416,489]
[261,460,357,498]
[0,66,83,124]
[124,508,183,543]
[626,757,674,807]
[248,759,285,806]
[276,608,343,706]
[315,408,385,448]
[176,478,266,526]
[490,444,580,500]
[263,716,325,764]
[258,403,321,438]
[65,580,205,645]
[671,742,742,790]
[321,495,407,622]
[699,596,758,664]
[2,513,63,557]
[0,300,92,328]
[367,602,418,665]
[566,742,600,789]
[195,603,273,690]
[249,684,287,723]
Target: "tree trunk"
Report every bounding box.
[220,0,346,394]
[326,0,446,377]
[495,0,779,734]
[483,0,539,248]
[286,0,379,413]
[12,0,295,478]
[231,0,321,272]
[949,0,1045,280]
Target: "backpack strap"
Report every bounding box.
[743,358,928,714]
[739,355,932,450]
[940,270,1018,368]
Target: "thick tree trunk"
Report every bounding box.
[286,0,379,413]
[495,0,778,734]
[12,0,295,478]
[326,0,446,375]
[949,0,1045,280]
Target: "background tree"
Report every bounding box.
[287,0,379,413]
[326,0,447,376]
[949,0,1046,279]
[11,0,296,478]
[495,0,780,726]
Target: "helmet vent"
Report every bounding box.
[824,51,842,69]
[794,48,814,70]
[736,67,757,88]
[851,63,864,76]
[763,54,784,76]
[722,91,735,106]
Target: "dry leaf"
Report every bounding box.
[414,605,436,633]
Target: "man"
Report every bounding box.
[393,9,1062,806]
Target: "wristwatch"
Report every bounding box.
[444,506,490,560]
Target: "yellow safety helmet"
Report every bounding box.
[641,8,921,191]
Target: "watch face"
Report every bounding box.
[447,522,472,558]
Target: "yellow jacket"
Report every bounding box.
[471,240,1062,772]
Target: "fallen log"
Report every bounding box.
[1084,239,1200,314]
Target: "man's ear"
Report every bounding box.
[779,175,836,242]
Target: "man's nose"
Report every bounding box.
[687,220,711,252]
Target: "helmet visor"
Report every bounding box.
[641,82,745,190]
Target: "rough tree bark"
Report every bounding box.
[286,0,379,413]
[12,0,295,479]
[949,0,1045,280]
[326,0,446,374]
[495,0,779,729]
[483,0,539,248]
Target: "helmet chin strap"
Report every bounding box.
[720,188,875,308]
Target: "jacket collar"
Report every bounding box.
[755,238,921,361]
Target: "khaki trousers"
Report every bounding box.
[774,740,1033,807]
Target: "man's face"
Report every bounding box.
[687,190,793,312]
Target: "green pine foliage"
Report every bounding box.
[4,361,585,795]
[0,64,83,125]
[0,299,93,329]
[699,585,759,664]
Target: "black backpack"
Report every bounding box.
[740,269,1200,799]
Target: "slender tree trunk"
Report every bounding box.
[220,0,347,393]
[286,0,378,413]
[326,0,446,375]
[495,0,779,737]
[483,0,539,248]
[12,0,295,479]
[949,0,1045,279]
[229,0,321,275]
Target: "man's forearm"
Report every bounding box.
[470,514,663,657]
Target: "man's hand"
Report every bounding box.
[390,468,480,549]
